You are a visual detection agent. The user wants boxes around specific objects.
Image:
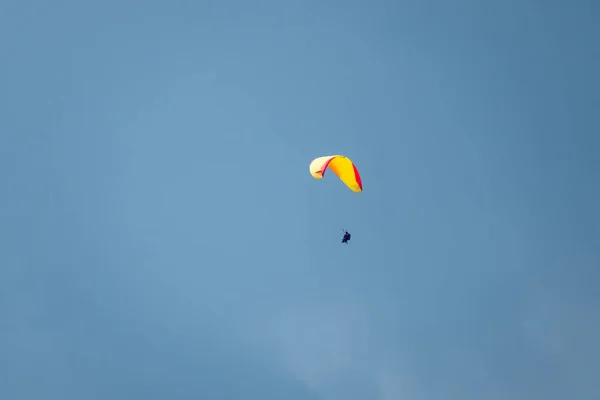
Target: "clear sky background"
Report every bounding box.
[1,1,599,399]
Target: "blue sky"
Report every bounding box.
[1,0,599,399]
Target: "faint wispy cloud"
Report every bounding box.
[266,302,422,400]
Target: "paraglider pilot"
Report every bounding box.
[342,231,351,244]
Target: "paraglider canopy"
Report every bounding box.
[309,155,363,192]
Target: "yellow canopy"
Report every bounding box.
[309,155,363,192]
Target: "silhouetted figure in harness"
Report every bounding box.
[342,231,351,244]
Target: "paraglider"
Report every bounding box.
[309,155,362,244]
[309,155,362,192]
[341,231,351,244]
